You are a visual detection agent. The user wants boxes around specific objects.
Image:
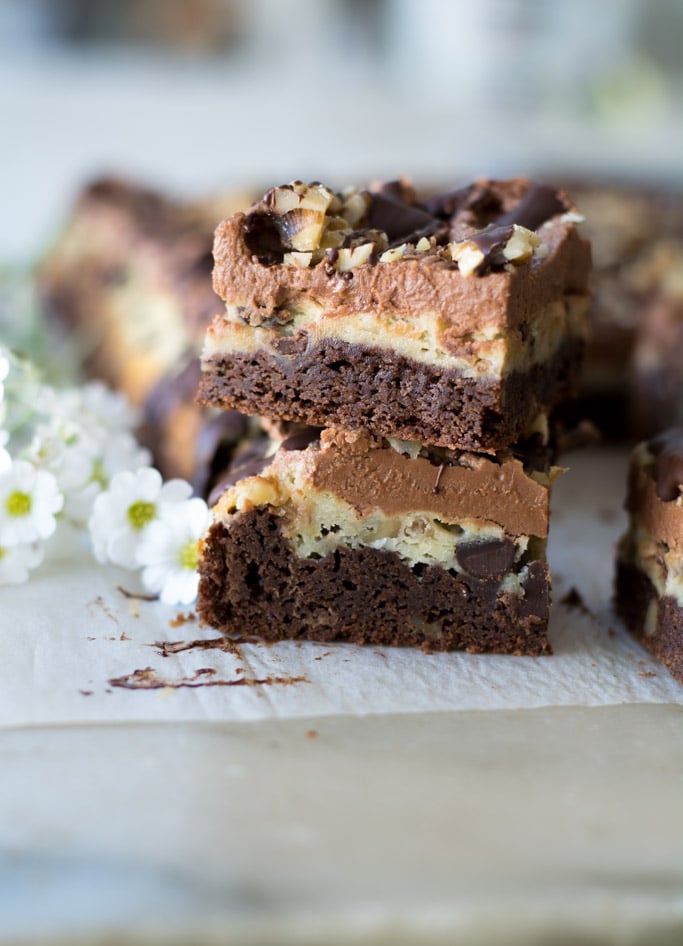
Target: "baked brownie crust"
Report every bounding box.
[199,335,583,452]
[615,561,683,683]
[198,508,551,654]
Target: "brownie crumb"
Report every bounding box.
[169,611,197,628]
[117,585,159,602]
[306,729,319,739]
[560,586,590,613]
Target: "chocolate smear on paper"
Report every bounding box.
[109,666,308,690]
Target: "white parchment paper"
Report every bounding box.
[1,447,681,729]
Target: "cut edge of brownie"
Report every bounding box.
[198,336,584,453]
[197,508,552,655]
[614,559,683,683]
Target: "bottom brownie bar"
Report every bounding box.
[615,429,683,683]
[198,428,553,654]
[615,562,683,683]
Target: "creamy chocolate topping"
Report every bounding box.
[212,209,590,334]
[235,177,572,271]
[306,430,549,537]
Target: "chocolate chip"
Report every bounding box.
[455,538,516,579]
[192,411,250,498]
[243,211,285,264]
[518,561,550,621]
[281,427,322,452]
[468,222,515,272]
[495,184,566,231]
[423,185,473,219]
[207,446,272,507]
[367,192,440,245]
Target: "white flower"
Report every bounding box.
[88,467,192,568]
[0,539,44,584]
[137,498,212,605]
[0,429,10,473]
[0,349,8,403]
[27,423,150,526]
[47,382,140,438]
[0,460,63,545]
[0,351,9,429]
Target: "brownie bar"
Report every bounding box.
[197,428,554,654]
[38,176,248,406]
[630,260,683,439]
[614,429,683,683]
[559,181,683,438]
[615,562,683,683]
[199,178,591,452]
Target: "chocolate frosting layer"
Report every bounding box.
[212,177,590,333]
[303,430,549,537]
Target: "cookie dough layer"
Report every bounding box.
[198,428,554,653]
[614,430,683,683]
[201,177,591,452]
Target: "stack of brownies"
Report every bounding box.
[195,177,591,655]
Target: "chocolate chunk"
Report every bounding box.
[468,222,515,272]
[281,427,322,452]
[145,358,201,428]
[455,538,516,579]
[243,211,285,264]
[207,442,272,507]
[495,185,566,231]
[423,186,473,219]
[367,192,441,245]
[649,428,683,501]
[192,411,250,498]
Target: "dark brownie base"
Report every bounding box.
[197,508,551,655]
[198,337,584,453]
[615,560,683,683]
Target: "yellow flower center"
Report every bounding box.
[6,490,32,518]
[178,539,199,571]
[0,546,6,561]
[127,500,156,531]
[91,459,107,489]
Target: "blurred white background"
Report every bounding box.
[1,0,682,262]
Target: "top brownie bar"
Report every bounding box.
[199,178,591,452]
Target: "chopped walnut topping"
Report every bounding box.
[450,241,486,277]
[379,244,407,263]
[502,225,542,264]
[335,243,376,272]
[283,251,313,268]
